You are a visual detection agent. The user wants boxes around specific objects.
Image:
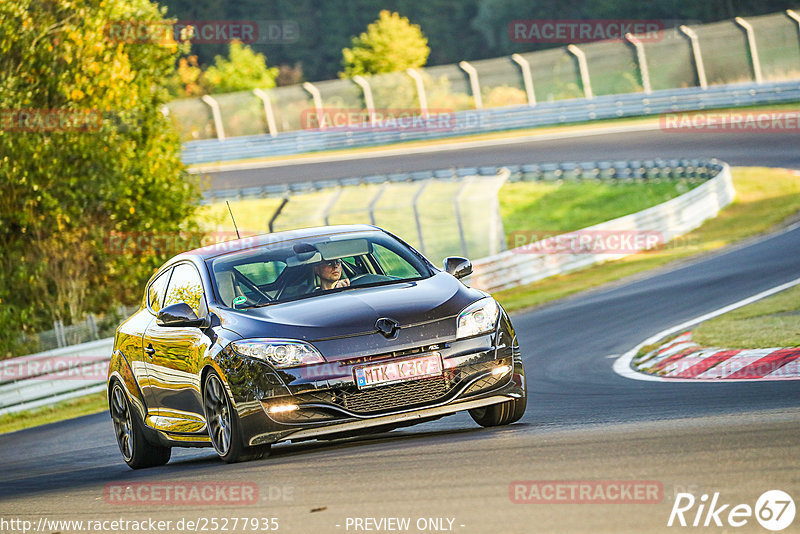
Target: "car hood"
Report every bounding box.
[215,273,483,346]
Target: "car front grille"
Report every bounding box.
[340,377,449,413]
[278,357,510,417]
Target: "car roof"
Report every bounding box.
[174,224,382,261]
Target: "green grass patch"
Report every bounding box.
[500,179,697,236]
[495,167,800,312]
[0,391,107,435]
[692,284,800,349]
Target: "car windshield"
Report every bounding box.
[208,231,431,308]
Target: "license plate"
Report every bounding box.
[354,353,443,389]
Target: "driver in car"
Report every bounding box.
[313,258,350,290]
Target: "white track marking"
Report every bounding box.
[613,275,800,382]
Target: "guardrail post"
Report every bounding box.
[268,196,290,233]
[368,183,388,225]
[734,17,763,84]
[785,10,800,48]
[679,26,708,90]
[567,45,594,99]
[406,68,429,117]
[253,88,279,137]
[352,76,377,126]
[201,95,226,141]
[412,181,430,255]
[459,61,483,109]
[302,82,326,129]
[625,33,652,94]
[510,54,536,106]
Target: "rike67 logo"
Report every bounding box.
[668,490,795,531]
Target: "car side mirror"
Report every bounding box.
[443,256,472,279]
[157,302,208,328]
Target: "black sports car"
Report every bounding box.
[107,225,526,468]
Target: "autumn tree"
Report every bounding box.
[340,10,430,78]
[0,0,200,356]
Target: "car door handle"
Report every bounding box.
[144,344,156,356]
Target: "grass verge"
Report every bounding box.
[0,391,107,435]
[692,284,800,349]
[494,167,800,311]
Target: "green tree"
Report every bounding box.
[203,41,279,94]
[0,0,200,356]
[340,10,430,78]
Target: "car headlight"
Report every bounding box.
[231,339,325,368]
[456,297,499,339]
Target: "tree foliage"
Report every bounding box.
[341,10,430,78]
[203,41,279,94]
[0,0,200,356]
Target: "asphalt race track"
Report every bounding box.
[2,130,800,533]
[204,128,800,190]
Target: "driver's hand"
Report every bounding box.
[334,278,350,288]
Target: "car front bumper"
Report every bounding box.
[223,318,525,447]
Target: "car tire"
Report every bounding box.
[468,394,526,427]
[109,381,171,469]
[203,370,270,463]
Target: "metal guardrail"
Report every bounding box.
[467,161,734,292]
[0,338,113,416]
[203,158,723,204]
[183,80,800,165]
[0,158,730,416]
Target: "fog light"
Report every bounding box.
[268,404,299,414]
[492,365,512,377]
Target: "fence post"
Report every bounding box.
[302,82,326,129]
[412,181,430,255]
[368,183,389,226]
[322,187,344,226]
[510,54,536,106]
[253,88,279,137]
[87,314,99,340]
[268,196,290,233]
[734,17,763,83]
[54,320,66,348]
[459,61,483,109]
[625,33,652,94]
[453,177,471,257]
[200,95,226,141]
[406,68,429,117]
[567,45,594,99]
[679,26,708,89]
[352,76,377,126]
[490,169,511,255]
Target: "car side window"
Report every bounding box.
[147,269,172,313]
[163,263,205,316]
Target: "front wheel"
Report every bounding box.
[469,395,526,427]
[203,370,269,463]
[109,381,171,469]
